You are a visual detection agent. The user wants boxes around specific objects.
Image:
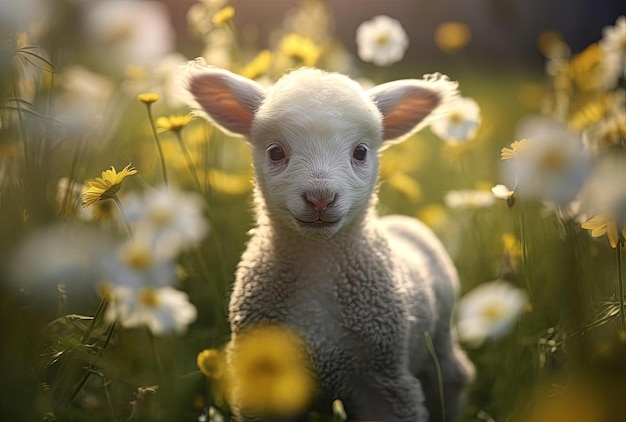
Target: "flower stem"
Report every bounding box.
[176,131,202,191]
[144,104,168,186]
[617,241,625,333]
[146,327,164,384]
[112,194,134,239]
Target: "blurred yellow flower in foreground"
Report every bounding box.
[227,324,317,418]
[156,114,194,134]
[82,164,137,207]
[212,6,235,27]
[581,214,626,248]
[500,139,528,160]
[434,21,471,54]
[280,34,321,67]
[137,92,159,104]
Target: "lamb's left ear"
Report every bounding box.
[368,74,458,143]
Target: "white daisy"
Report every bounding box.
[102,231,177,289]
[502,116,591,205]
[356,15,409,66]
[444,189,495,209]
[125,187,208,259]
[457,280,528,347]
[430,96,481,142]
[105,285,197,335]
[599,15,626,90]
[84,1,175,72]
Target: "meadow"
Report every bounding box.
[1,1,625,421]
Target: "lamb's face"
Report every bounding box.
[251,70,383,239]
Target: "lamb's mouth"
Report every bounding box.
[294,217,340,228]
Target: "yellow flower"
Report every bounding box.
[137,92,159,104]
[197,348,226,379]
[569,98,608,131]
[500,139,529,160]
[82,164,137,207]
[212,6,235,27]
[385,171,422,202]
[241,50,272,80]
[207,169,252,195]
[280,34,321,67]
[226,324,317,418]
[156,114,194,134]
[434,21,471,54]
[502,233,522,259]
[581,214,626,248]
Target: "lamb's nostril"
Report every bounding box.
[306,194,335,212]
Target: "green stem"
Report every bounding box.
[176,130,202,191]
[112,194,134,239]
[617,241,625,333]
[424,331,445,422]
[145,104,168,186]
[146,327,164,384]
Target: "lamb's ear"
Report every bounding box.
[181,58,265,137]
[368,73,458,143]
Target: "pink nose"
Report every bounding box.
[306,195,335,212]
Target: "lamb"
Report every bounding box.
[183,58,474,422]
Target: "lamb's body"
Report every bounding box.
[231,210,469,420]
[184,62,473,421]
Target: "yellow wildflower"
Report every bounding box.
[241,50,272,80]
[581,214,626,248]
[82,164,137,207]
[197,348,226,379]
[569,98,608,131]
[137,92,159,104]
[385,171,422,202]
[434,21,471,54]
[500,139,529,160]
[156,114,194,134]
[212,6,235,27]
[280,34,321,67]
[207,169,252,195]
[226,324,317,418]
[502,233,522,259]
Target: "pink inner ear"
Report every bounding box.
[382,90,441,140]
[189,74,257,136]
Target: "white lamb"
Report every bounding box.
[183,59,474,422]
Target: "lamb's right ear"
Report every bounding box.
[181,59,266,137]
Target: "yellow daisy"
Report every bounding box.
[280,34,321,67]
[212,6,235,27]
[82,164,137,207]
[156,114,194,134]
[197,348,226,380]
[241,50,272,80]
[500,139,529,160]
[226,324,317,418]
[581,214,626,248]
[137,92,159,104]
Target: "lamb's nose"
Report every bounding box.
[306,194,335,212]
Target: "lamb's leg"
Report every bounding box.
[419,330,474,422]
[346,370,430,422]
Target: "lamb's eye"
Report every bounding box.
[267,144,286,161]
[352,144,368,161]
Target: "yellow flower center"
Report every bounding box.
[449,112,464,124]
[139,288,161,308]
[538,148,567,171]
[98,283,114,302]
[248,355,283,379]
[482,302,505,321]
[150,207,174,226]
[375,32,390,46]
[123,246,153,270]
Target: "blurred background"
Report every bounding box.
[1,0,626,421]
